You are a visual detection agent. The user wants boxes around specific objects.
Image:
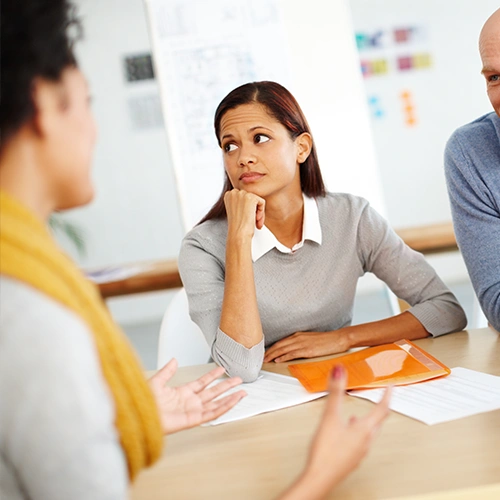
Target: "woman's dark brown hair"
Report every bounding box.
[0,0,82,150]
[199,81,326,224]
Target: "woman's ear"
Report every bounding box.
[30,77,67,139]
[296,132,312,163]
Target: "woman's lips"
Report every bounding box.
[239,172,265,183]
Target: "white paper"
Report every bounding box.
[203,370,327,426]
[348,367,500,425]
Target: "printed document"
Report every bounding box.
[348,367,500,425]
[204,371,327,426]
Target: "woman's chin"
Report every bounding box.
[56,186,95,211]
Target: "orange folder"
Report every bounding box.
[288,339,450,392]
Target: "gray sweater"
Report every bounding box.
[445,112,500,331]
[179,193,467,381]
[0,277,127,500]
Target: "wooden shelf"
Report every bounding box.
[91,259,182,299]
[90,222,458,299]
[395,221,457,255]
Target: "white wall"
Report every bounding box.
[62,0,497,327]
[67,0,185,323]
[350,0,498,285]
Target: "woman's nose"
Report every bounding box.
[238,145,256,167]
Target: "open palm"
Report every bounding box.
[149,359,246,434]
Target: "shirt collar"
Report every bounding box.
[251,194,322,262]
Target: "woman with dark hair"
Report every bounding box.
[0,4,392,499]
[179,81,467,382]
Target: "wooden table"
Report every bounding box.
[93,222,457,299]
[94,259,182,299]
[130,327,500,500]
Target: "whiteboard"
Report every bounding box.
[144,0,385,232]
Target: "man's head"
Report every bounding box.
[0,1,97,212]
[480,8,500,116]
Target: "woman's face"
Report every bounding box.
[42,67,97,211]
[218,103,310,200]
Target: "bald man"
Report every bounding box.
[444,8,500,332]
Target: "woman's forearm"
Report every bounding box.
[345,311,429,350]
[219,234,264,348]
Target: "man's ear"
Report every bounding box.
[30,77,67,139]
[296,132,312,163]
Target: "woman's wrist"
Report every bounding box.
[226,230,253,249]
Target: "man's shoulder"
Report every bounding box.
[447,111,500,148]
[445,111,500,175]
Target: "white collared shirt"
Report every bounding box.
[251,194,322,262]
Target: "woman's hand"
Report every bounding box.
[224,188,266,238]
[149,359,246,434]
[264,330,350,363]
[280,365,391,499]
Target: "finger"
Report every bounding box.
[263,336,300,362]
[322,365,347,420]
[364,385,392,430]
[255,198,266,229]
[151,358,178,386]
[274,350,307,363]
[264,340,303,362]
[198,376,243,403]
[201,390,247,423]
[186,366,226,393]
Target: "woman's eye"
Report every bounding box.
[255,134,270,144]
[224,143,238,152]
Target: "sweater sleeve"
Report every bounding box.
[0,278,128,500]
[356,204,467,336]
[178,232,264,382]
[444,131,500,332]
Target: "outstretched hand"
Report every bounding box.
[280,365,391,499]
[149,359,246,434]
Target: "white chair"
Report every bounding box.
[471,293,488,328]
[157,288,211,369]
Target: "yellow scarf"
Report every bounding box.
[0,190,163,480]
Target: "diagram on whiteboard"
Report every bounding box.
[171,43,256,153]
[144,0,292,230]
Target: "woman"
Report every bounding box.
[0,1,245,497]
[0,2,390,499]
[179,81,467,382]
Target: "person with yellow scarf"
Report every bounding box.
[0,2,246,498]
[0,2,390,499]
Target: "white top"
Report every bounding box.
[251,194,322,261]
[0,277,127,500]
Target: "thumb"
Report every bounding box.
[152,358,178,385]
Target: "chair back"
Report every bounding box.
[157,288,211,369]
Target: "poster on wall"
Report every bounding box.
[355,22,434,127]
[144,0,292,231]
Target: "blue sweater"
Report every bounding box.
[444,112,500,331]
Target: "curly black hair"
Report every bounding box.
[0,0,83,147]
